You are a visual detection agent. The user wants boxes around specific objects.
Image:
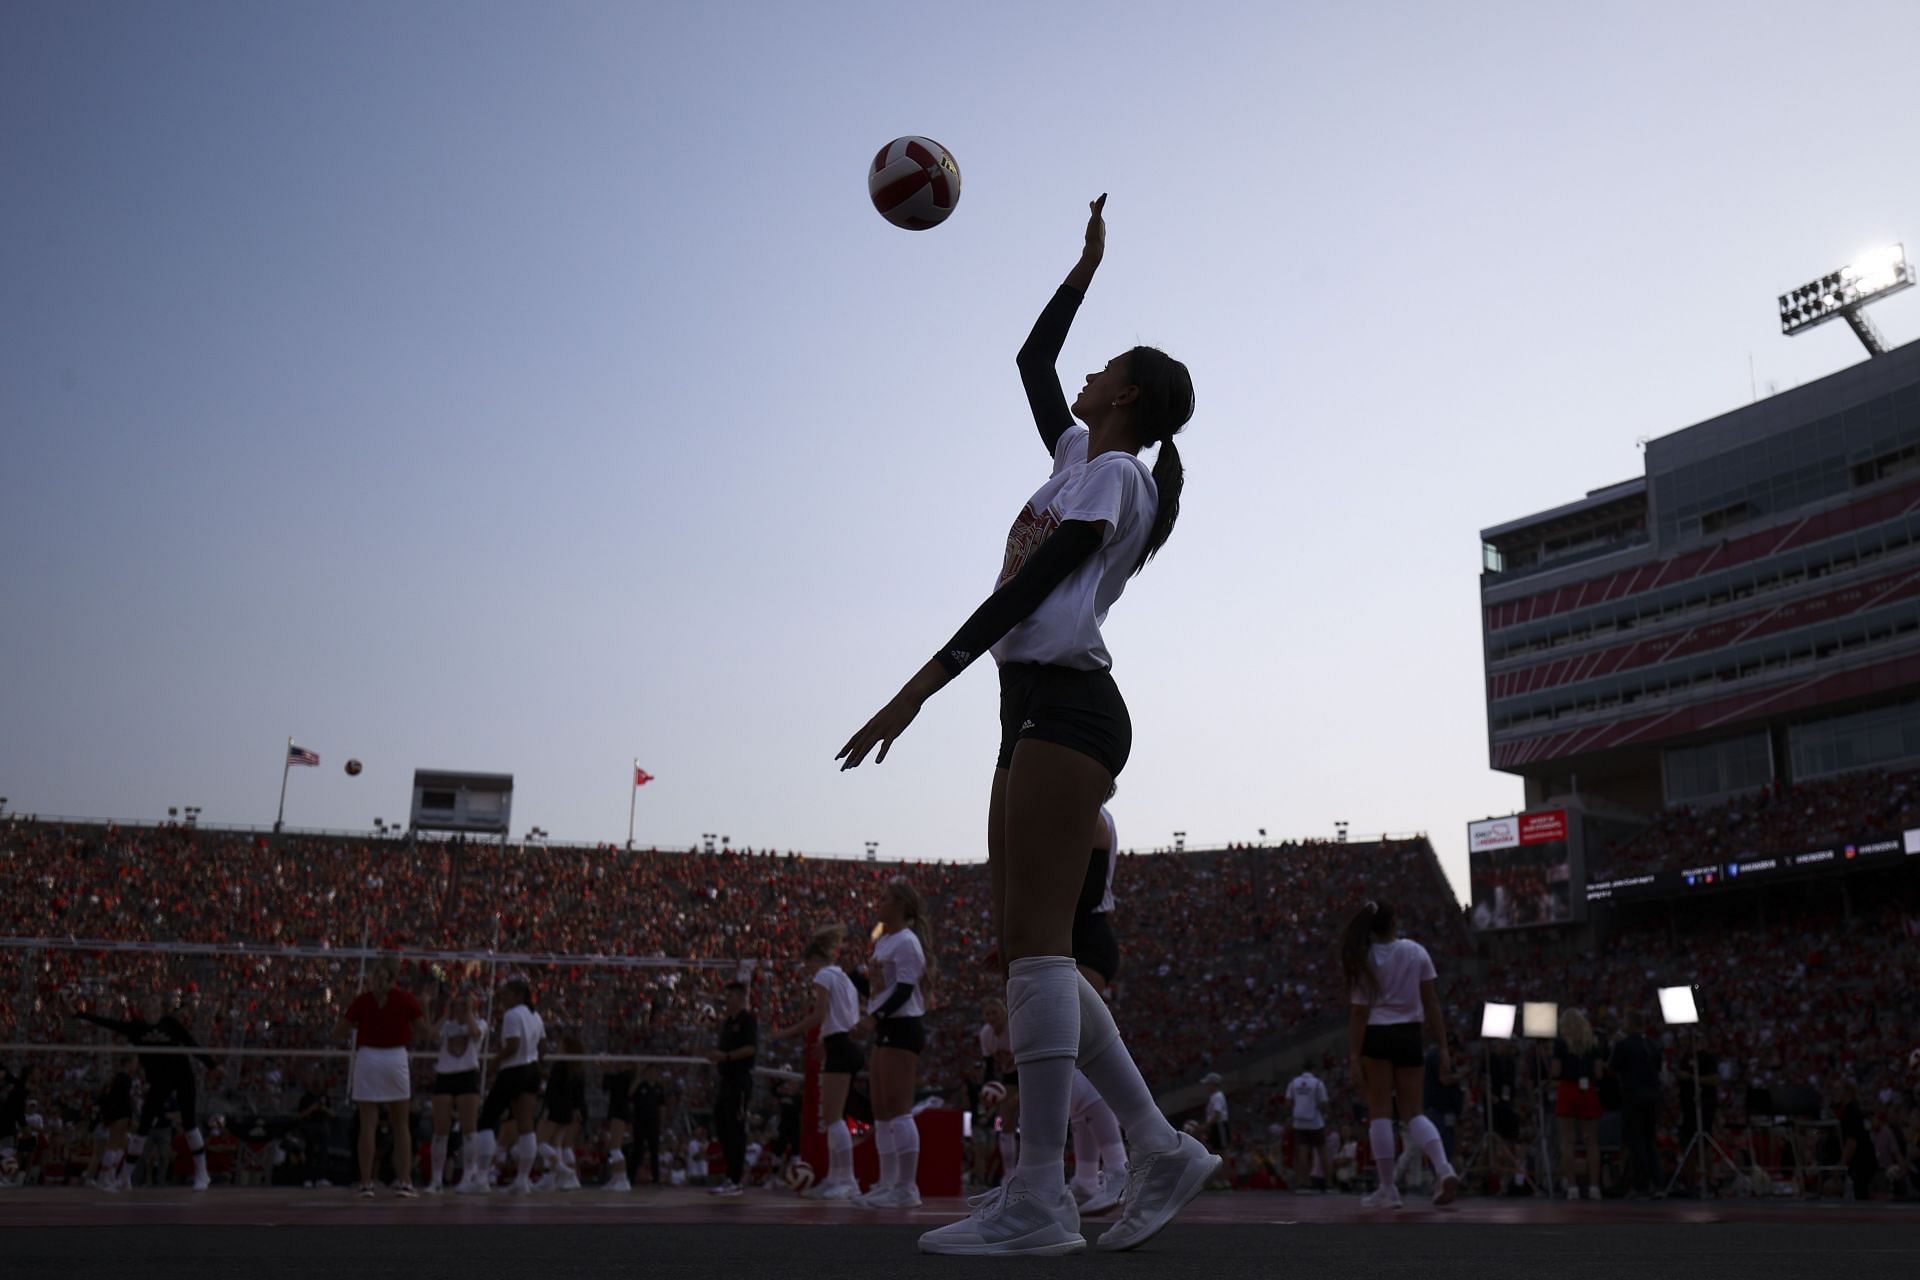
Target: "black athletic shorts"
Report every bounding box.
[101,1101,134,1125]
[545,1088,586,1127]
[1361,1022,1425,1070]
[874,1016,925,1055]
[996,662,1132,777]
[479,1062,541,1130]
[821,1032,866,1076]
[1072,910,1120,984]
[605,1093,633,1124]
[432,1069,480,1097]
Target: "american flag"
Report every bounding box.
[288,744,320,767]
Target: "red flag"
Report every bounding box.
[635,767,655,786]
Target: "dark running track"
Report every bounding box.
[1,1190,1915,1280]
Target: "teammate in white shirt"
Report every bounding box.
[459,976,545,1195]
[978,999,1019,1184]
[1284,1067,1331,1193]
[426,990,486,1193]
[840,197,1212,1257]
[854,881,933,1209]
[1202,1074,1229,1152]
[766,924,867,1199]
[1342,900,1459,1209]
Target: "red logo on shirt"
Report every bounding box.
[998,504,1060,587]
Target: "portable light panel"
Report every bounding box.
[1658,984,1701,1026]
[1481,1002,1518,1040]
[1522,1002,1559,1039]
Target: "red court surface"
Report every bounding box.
[1,1185,1911,1228]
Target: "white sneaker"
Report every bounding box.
[1433,1171,1461,1206]
[503,1179,533,1195]
[455,1177,489,1196]
[192,1172,211,1192]
[716,1182,744,1197]
[853,1182,894,1206]
[1565,1185,1580,1201]
[863,1182,921,1208]
[918,1176,1084,1256]
[813,1179,861,1200]
[1094,1133,1221,1252]
[1584,1186,1601,1201]
[530,1173,556,1193]
[606,1174,632,1191]
[1069,1178,1101,1206]
[708,1179,737,1196]
[1361,1184,1404,1210]
[557,1169,582,1192]
[1080,1172,1124,1216]
[423,1183,443,1196]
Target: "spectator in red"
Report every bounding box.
[336,961,429,1198]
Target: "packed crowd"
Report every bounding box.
[1593,767,1920,879]
[0,818,1463,1186]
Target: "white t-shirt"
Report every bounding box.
[498,1004,545,1068]
[990,425,1157,670]
[978,1021,1011,1068]
[813,965,861,1036]
[1286,1072,1329,1127]
[1205,1089,1229,1122]
[434,1017,488,1074]
[866,928,927,1018]
[1349,938,1436,1025]
[1092,807,1119,915]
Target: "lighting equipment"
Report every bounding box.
[1462,1003,1518,1188]
[1659,984,1744,1197]
[1521,1001,1559,1195]
[1778,243,1913,356]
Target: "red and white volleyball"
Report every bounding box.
[868,136,960,230]
[980,1080,1007,1106]
[783,1158,816,1191]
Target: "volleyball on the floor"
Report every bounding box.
[981,1080,1006,1106]
[784,1159,815,1191]
[868,136,961,230]
[344,758,362,776]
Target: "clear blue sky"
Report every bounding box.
[5,1,1919,901]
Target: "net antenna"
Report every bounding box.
[1778,243,1914,357]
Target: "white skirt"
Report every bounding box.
[351,1046,413,1103]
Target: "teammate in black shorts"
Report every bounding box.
[602,1055,635,1191]
[426,989,484,1194]
[74,994,218,1191]
[90,1053,136,1192]
[841,196,1212,1255]
[461,976,545,1195]
[766,924,867,1198]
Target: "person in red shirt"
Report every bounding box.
[335,961,430,1198]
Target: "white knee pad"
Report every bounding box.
[1007,956,1079,1065]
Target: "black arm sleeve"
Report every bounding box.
[874,983,916,1019]
[1016,284,1085,455]
[935,520,1103,677]
[78,1013,141,1038]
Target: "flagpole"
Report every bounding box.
[275,736,292,833]
[627,759,638,852]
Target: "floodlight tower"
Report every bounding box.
[1778,244,1914,356]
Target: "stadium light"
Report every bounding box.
[1778,243,1913,356]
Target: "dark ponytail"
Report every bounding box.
[1339,900,1396,1000]
[1125,345,1192,575]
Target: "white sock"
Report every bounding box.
[891,1116,919,1192]
[608,1149,626,1170]
[467,1130,496,1178]
[127,1134,146,1158]
[874,1115,898,1190]
[1008,955,1079,1193]
[431,1135,448,1187]
[1088,1099,1127,1178]
[560,1148,577,1173]
[101,1148,124,1175]
[826,1120,853,1185]
[538,1141,558,1172]
[1073,970,1178,1154]
[513,1133,537,1183]
[1406,1115,1453,1178]
[1071,1112,1101,1189]
[1369,1119,1397,1190]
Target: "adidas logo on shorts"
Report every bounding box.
[1020,720,1036,731]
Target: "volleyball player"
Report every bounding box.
[425,990,485,1193]
[532,1032,587,1191]
[337,960,430,1198]
[766,923,865,1198]
[1341,900,1460,1209]
[840,196,1213,1255]
[977,998,1020,1186]
[1067,798,1128,1215]
[601,1050,635,1191]
[90,1053,136,1192]
[459,975,544,1195]
[75,994,220,1192]
[851,881,932,1209]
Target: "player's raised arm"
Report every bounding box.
[1016,195,1106,455]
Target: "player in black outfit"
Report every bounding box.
[631,1066,667,1185]
[74,995,218,1190]
[602,1061,635,1190]
[92,1054,137,1191]
[706,980,757,1195]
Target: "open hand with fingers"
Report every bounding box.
[837,690,924,770]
